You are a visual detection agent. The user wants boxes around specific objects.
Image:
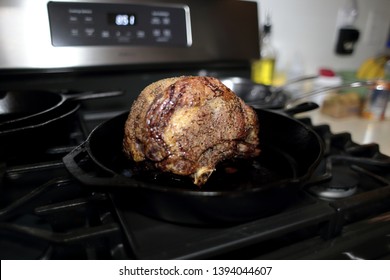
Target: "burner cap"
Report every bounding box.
[308,167,359,199]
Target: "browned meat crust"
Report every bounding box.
[123,76,260,186]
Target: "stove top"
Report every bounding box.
[1,99,390,260]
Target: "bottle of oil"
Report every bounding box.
[251,14,277,86]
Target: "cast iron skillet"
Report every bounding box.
[0,90,123,159]
[63,103,324,225]
[0,102,80,159]
[0,90,123,129]
[0,91,123,160]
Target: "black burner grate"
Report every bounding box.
[1,114,390,259]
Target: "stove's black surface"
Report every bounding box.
[1,88,390,259]
[111,118,390,259]
[0,116,128,259]
[113,192,336,259]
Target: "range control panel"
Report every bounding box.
[47,1,192,47]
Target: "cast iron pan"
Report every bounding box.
[0,90,123,129]
[63,103,324,225]
[0,90,123,159]
[0,102,80,160]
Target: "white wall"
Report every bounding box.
[253,0,390,75]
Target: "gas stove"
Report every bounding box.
[1,94,390,260]
[1,0,390,260]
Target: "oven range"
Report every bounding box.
[1,0,390,260]
[1,71,390,259]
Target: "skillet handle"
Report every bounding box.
[63,90,124,101]
[63,142,131,187]
[285,80,376,109]
[283,102,319,115]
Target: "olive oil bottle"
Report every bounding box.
[251,14,276,86]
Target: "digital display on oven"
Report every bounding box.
[47,2,191,47]
[107,13,136,26]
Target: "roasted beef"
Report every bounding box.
[123,76,260,186]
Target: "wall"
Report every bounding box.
[252,0,390,75]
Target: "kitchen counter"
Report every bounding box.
[297,110,390,156]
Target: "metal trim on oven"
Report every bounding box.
[183,4,192,47]
[0,0,259,71]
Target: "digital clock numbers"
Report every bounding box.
[108,13,136,26]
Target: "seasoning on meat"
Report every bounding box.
[123,76,260,186]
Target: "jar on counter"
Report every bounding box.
[361,80,390,121]
[251,13,277,86]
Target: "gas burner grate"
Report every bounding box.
[110,140,390,260]
[299,117,390,232]
[0,111,127,260]
[1,113,390,259]
[0,169,126,259]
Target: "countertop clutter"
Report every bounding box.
[294,64,390,156]
[298,108,390,156]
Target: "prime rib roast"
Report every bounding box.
[123,76,260,186]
